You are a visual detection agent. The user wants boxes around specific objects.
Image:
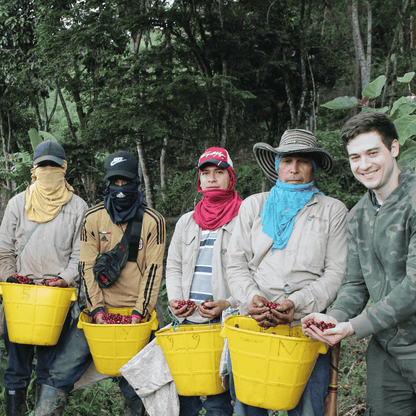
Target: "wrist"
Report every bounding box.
[131,314,142,323]
[94,312,105,322]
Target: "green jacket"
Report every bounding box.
[329,167,416,359]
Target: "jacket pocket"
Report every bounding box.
[298,231,328,272]
[182,233,196,265]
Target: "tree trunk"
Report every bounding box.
[136,136,154,208]
[34,104,43,131]
[0,114,11,192]
[160,137,167,203]
[56,79,77,140]
[351,0,372,90]
[220,61,230,148]
[411,0,415,48]
[381,0,409,107]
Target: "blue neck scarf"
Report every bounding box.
[260,155,322,250]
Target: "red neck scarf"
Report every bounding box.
[193,167,243,230]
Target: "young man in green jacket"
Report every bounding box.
[303,111,416,415]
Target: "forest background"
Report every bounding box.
[1,0,416,415]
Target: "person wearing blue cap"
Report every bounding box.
[0,140,88,416]
[35,151,165,416]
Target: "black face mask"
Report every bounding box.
[104,183,144,224]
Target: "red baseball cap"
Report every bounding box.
[197,147,233,169]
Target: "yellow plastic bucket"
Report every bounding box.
[155,323,225,396]
[221,315,328,410]
[77,308,158,376]
[0,282,77,346]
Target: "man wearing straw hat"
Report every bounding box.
[166,147,242,415]
[35,151,165,416]
[226,129,348,415]
[0,140,88,416]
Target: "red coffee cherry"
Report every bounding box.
[177,299,196,310]
[13,274,34,285]
[100,313,132,324]
[304,320,336,332]
[264,301,288,314]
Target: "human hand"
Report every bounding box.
[48,277,68,288]
[269,299,295,325]
[198,300,230,319]
[94,313,106,325]
[131,316,142,324]
[247,296,294,328]
[302,313,349,345]
[169,299,196,318]
[6,276,19,284]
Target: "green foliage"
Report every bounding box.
[154,169,199,217]
[315,130,366,210]
[234,164,264,201]
[322,72,416,145]
[337,336,369,415]
[321,97,359,110]
[28,129,44,151]
[62,379,124,416]
[321,73,416,170]
[362,75,386,100]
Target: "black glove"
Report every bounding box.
[7,276,19,284]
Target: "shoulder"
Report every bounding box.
[84,201,106,221]
[68,193,88,211]
[346,192,369,223]
[314,194,348,213]
[2,191,26,220]
[8,191,26,206]
[240,192,269,213]
[144,205,165,226]
[175,211,197,228]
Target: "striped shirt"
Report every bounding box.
[189,230,217,307]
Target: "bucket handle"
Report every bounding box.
[150,316,159,331]
[70,291,77,302]
[77,309,90,329]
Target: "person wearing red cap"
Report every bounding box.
[166,147,242,415]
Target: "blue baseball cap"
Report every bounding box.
[33,140,66,166]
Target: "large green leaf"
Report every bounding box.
[321,96,358,110]
[361,107,388,113]
[362,75,386,100]
[28,129,43,152]
[390,97,416,121]
[38,131,59,142]
[398,139,416,170]
[394,115,416,144]
[397,72,415,83]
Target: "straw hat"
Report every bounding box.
[253,129,334,183]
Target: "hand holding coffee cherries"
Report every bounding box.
[169,299,196,318]
[248,295,295,328]
[198,299,230,319]
[302,312,355,345]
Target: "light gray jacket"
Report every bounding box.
[166,211,237,321]
[227,192,348,321]
[0,191,88,287]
